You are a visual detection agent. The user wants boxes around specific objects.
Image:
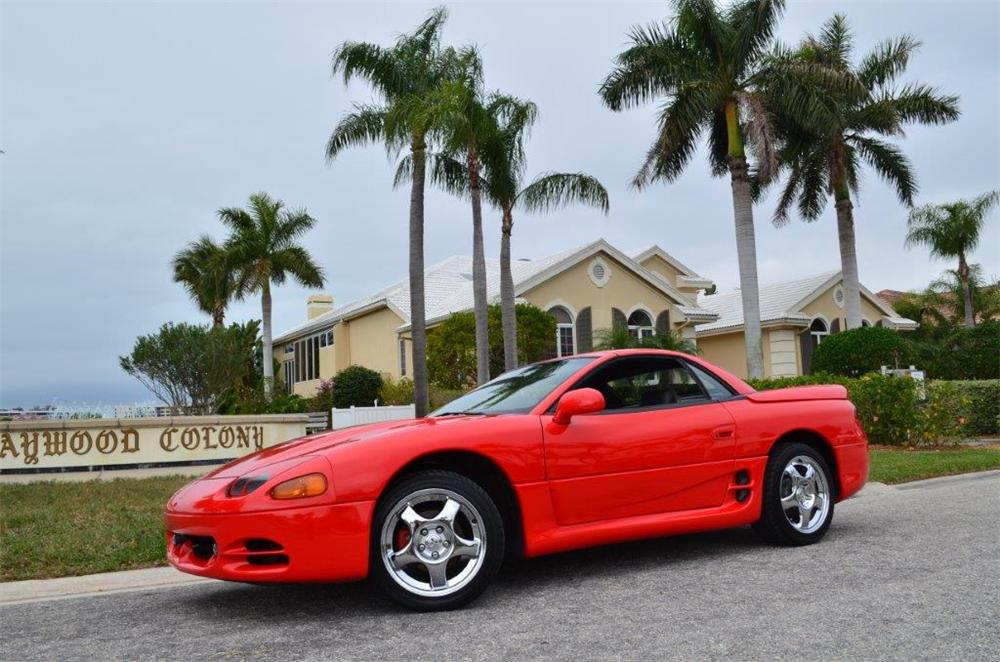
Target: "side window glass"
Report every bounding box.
[581,358,710,410]
[687,363,735,400]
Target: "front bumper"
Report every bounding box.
[165,500,375,583]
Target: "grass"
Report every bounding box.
[2,447,999,581]
[869,447,1000,484]
[0,475,191,582]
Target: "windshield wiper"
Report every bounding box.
[434,411,488,417]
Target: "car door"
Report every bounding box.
[542,356,737,526]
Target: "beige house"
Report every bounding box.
[696,271,917,379]
[274,239,916,395]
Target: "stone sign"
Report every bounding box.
[0,414,309,471]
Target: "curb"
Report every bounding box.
[0,566,215,606]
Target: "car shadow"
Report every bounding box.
[181,525,772,620]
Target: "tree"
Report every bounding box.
[593,326,699,354]
[402,98,609,372]
[906,191,997,327]
[600,0,803,379]
[221,192,325,398]
[172,235,240,327]
[427,304,556,390]
[773,15,960,329]
[120,321,261,413]
[331,366,385,408]
[328,6,460,417]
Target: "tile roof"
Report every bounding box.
[696,271,840,333]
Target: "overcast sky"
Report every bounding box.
[1,0,997,407]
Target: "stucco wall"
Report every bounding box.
[346,307,405,379]
[637,254,699,304]
[698,333,750,379]
[522,252,680,334]
[801,282,886,330]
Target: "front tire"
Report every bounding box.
[752,443,835,546]
[371,470,504,611]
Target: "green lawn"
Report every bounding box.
[2,449,999,581]
[0,475,191,582]
[869,447,1000,484]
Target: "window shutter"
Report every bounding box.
[830,318,841,333]
[799,330,813,374]
[612,307,627,329]
[655,310,671,336]
[576,307,593,352]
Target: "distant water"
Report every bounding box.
[0,402,164,419]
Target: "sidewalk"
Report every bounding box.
[0,566,216,606]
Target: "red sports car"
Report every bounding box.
[166,350,868,610]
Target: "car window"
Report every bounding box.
[687,362,736,400]
[431,357,596,416]
[577,357,710,411]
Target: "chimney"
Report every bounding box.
[307,294,334,320]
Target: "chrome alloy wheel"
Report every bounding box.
[779,455,831,535]
[379,488,486,598]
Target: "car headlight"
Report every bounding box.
[227,474,269,497]
[269,473,328,500]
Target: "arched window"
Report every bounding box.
[861,319,872,328]
[549,306,576,357]
[809,317,829,350]
[628,310,654,341]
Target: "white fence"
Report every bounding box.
[330,404,416,430]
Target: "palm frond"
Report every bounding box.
[633,82,718,188]
[857,35,920,89]
[739,90,778,184]
[884,84,960,125]
[517,172,610,215]
[269,245,325,289]
[393,151,472,199]
[326,105,389,162]
[848,135,916,206]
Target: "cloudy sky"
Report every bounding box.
[1,0,997,407]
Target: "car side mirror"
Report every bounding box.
[553,388,605,425]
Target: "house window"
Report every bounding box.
[283,361,295,393]
[809,318,829,350]
[399,338,407,376]
[628,310,654,341]
[549,306,576,357]
[292,332,325,382]
[861,319,872,328]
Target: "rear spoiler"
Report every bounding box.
[745,385,849,403]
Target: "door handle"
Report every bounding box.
[712,426,735,440]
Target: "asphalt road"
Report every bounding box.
[2,472,998,661]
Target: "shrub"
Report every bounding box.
[945,380,1000,436]
[310,379,335,413]
[331,365,384,408]
[429,384,469,411]
[810,327,917,377]
[427,304,556,390]
[217,389,310,415]
[380,377,415,405]
[748,373,972,445]
[925,321,1000,380]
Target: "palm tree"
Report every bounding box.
[221,192,325,398]
[594,326,698,354]
[327,6,459,416]
[906,191,998,327]
[600,0,799,379]
[172,236,239,327]
[772,15,960,329]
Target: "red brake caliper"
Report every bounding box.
[395,526,411,551]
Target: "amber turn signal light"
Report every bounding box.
[269,473,327,500]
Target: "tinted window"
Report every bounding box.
[577,357,710,411]
[432,357,595,416]
[687,363,735,400]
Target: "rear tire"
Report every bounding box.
[370,470,504,611]
[752,443,835,546]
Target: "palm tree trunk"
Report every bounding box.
[212,305,225,328]
[468,148,490,385]
[500,206,517,371]
[835,191,863,329]
[261,280,274,399]
[958,252,975,328]
[410,138,430,417]
[724,101,764,380]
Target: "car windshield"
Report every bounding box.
[431,357,596,416]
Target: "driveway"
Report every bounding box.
[2,472,998,661]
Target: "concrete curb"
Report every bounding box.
[0,566,216,606]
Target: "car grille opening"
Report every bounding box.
[172,533,217,561]
[735,470,751,503]
[247,553,290,566]
[245,538,283,552]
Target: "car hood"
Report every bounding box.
[202,415,484,479]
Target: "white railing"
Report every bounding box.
[330,404,416,430]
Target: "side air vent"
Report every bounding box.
[735,470,751,502]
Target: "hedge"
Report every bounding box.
[747,374,998,445]
[330,365,384,408]
[810,327,918,377]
